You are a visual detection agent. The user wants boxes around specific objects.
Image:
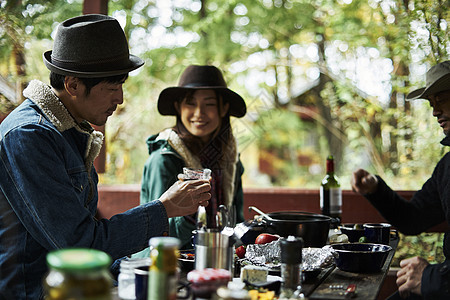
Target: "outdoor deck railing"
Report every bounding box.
[97,185,446,232]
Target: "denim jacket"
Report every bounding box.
[0,80,169,299]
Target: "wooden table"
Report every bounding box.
[112,238,398,299]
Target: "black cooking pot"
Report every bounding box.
[235,211,332,247]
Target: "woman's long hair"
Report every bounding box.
[172,90,233,169]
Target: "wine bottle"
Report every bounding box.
[320,155,342,226]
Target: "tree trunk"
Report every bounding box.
[315,34,344,170]
[13,44,26,103]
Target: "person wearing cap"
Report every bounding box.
[132,65,247,253]
[0,15,210,299]
[351,60,450,300]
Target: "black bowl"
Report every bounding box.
[331,243,392,273]
[266,211,331,248]
[236,211,331,247]
[339,223,365,242]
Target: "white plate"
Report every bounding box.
[233,274,282,285]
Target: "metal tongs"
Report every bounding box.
[197,205,233,231]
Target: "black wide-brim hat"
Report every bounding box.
[43,14,144,78]
[158,65,247,118]
[407,60,450,100]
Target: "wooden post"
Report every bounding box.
[92,125,106,173]
[83,0,108,15]
[83,0,109,173]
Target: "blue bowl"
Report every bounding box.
[331,243,392,273]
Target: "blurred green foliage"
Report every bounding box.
[1,0,448,188]
[392,232,445,267]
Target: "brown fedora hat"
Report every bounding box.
[157,65,246,118]
[407,60,450,100]
[43,14,144,78]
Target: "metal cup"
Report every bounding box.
[363,223,391,245]
[193,227,236,273]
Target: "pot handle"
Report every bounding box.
[390,229,399,241]
[248,206,275,221]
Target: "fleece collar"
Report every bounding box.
[157,128,238,207]
[23,80,104,170]
[157,129,202,169]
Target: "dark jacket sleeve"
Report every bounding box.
[421,260,450,300]
[364,172,445,235]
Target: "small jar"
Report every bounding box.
[187,268,231,299]
[117,258,151,300]
[44,248,113,300]
[148,237,180,300]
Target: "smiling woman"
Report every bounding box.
[132,65,248,255]
[175,89,228,142]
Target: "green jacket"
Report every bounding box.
[135,129,244,254]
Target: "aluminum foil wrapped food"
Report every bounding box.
[242,240,336,271]
[302,246,336,271]
[244,240,281,265]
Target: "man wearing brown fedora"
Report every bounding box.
[351,60,450,299]
[0,14,210,299]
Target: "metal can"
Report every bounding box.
[148,237,180,300]
[44,248,113,300]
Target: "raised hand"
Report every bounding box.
[351,168,378,195]
[159,179,211,218]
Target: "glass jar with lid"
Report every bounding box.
[44,248,113,300]
[117,257,151,299]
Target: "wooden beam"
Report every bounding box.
[93,125,106,173]
[83,0,108,15]
[83,0,109,173]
